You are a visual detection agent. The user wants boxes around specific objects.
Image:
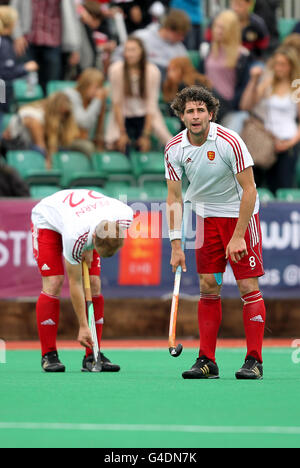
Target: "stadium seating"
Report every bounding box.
[257,188,275,202]
[276,188,300,201]
[188,50,201,70]
[278,18,298,41]
[6,150,61,186]
[52,151,107,188]
[30,185,60,199]
[164,116,182,136]
[46,80,76,96]
[92,151,135,185]
[105,184,164,201]
[13,79,43,107]
[0,113,13,133]
[141,180,168,200]
[130,151,165,186]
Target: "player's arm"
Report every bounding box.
[226,166,257,264]
[166,179,186,273]
[65,260,94,349]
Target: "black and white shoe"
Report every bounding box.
[81,353,120,373]
[182,356,219,380]
[100,352,120,372]
[235,356,263,380]
[42,351,66,373]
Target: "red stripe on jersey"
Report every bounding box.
[165,137,182,181]
[165,151,180,181]
[167,160,180,181]
[72,232,89,263]
[217,128,245,172]
[165,135,182,154]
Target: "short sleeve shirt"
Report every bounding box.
[164,123,259,218]
[31,189,134,264]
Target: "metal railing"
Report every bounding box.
[203,0,300,18]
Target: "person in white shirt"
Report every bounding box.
[165,85,266,381]
[31,189,133,373]
[111,9,190,81]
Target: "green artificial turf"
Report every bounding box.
[0,348,299,448]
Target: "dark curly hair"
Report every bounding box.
[171,86,220,122]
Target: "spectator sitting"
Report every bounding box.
[201,10,252,129]
[112,9,190,82]
[162,56,211,130]
[170,0,203,50]
[0,6,38,132]
[11,0,81,95]
[229,0,270,62]
[240,46,300,193]
[2,92,80,169]
[106,36,172,155]
[62,68,108,153]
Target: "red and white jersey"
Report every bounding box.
[31,189,134,265]
[164,123,259,218]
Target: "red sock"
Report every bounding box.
[242,291,266,363]
[198,294,222,363]
[85,295,104,357]
[36,292,60,356]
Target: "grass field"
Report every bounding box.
[0,342,300,448]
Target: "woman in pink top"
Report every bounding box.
[201,9,252,123]
[105,36,171,155]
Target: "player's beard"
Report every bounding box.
[187,118,210,142]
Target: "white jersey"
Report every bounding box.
[31,189,134,265]
[164,123,260,218]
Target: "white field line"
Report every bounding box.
[0,422,300,435]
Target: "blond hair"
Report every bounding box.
[282,34,300,58]
[94,221,124,257]
[76,68,104,97]
[0,6,18,35]
[44,92,79,154]
[211,10,242,68]
[269,46,300,92]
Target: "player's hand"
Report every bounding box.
[78,325,94,349]
[170,245,187,273]
[226,237,248,264]
[82,251,93,269]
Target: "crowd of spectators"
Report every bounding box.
[0,0,300,197]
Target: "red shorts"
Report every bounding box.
[195,214,264,280]
[31,225,101,277]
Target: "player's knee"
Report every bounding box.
[42,275,64,297]
[237,277,260,297]
[90,276,101,296]
[199,274,221,295]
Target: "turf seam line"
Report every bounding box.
[1,423,300,435]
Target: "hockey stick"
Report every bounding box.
[82,261,102,372]
[168,203,191,358]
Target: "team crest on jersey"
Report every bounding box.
[207,151,216,161]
